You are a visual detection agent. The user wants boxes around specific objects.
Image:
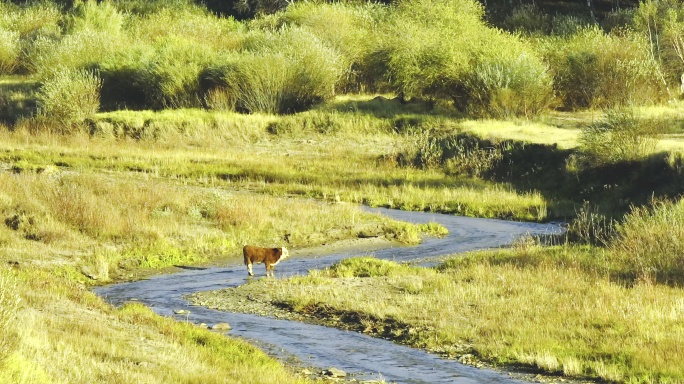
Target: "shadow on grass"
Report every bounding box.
[329,95,451,119]
[0,79,40,126]
[469,135,684,219]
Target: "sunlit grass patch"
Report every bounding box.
[460,118,580,149]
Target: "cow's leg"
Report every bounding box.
[247,263,254,276]
[266,264,274,277]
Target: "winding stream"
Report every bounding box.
[94,207,563,384]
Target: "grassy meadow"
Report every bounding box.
[2,0,684,383]
[195,231,684,383]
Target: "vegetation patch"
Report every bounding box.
[193,246,684,383]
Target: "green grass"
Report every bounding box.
[0,166,430,282]
[0,268,311,384]
[208,246,684,383]
[0,105,551,222]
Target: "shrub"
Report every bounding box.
[0,2,62,74]
[256,2,386,93]
[541,27,667,109]
[206,27,344,114]
[408,132,504,177]
[501,4,551,35]
[143,37,218,109]
[97,46,153,111]
[128,6,244,50]
[384,0,553,118]
[112,0,197,15]
[99,37,219,110]
[323,257,410,278]
[66,0,125,36]
[24,1,128,77]
[0,28,19,74]
[579,109,663,164]
[611,199,684,283]
[633,0,684,95]
[460,50,554,118]
[0,2,62,38]
[36,67,102,130]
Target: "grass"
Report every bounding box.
[0,130,438,382]
[0,163,431,281]
[0,268,311,384]
[203,247,684,383]
[0,104,551,222]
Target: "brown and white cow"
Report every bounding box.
[243,245,289,277]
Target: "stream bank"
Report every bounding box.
[95,208,563,384]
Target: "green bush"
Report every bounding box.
[99,37,219,110]
[324,257,411,278]
[143,37,219,109]
[112,0,198,15]
[612,199,684,283]
[460,49,554,118]
[36,67,102,130]
[0,2,62,38]
[66,0,125,36]
[256,2,386,93]
[633,0,684,95]
[501,4,551,35]
[579,109,663,165]
[0,2,62,74]
[384,0,553,118]
[205,27,344,114]
[541,27,667,109]
[0,28,19,74]
[128,6,244,50]
[23,1,128,77]
[97,46,153,111]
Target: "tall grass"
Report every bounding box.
[0,27,19,74]
[217,248,684,383]
[540,26,667,109]
[0,270,20,368]
[579,109,663,164]
[36,67,101,131]
[0,268,311,384]
[612,199,684,284]
[0,165,428,279]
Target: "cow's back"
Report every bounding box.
[243,245,281,264]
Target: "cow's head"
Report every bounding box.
[280,247,289,260]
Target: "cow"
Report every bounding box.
[243,245,289,277]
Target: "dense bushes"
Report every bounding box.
[384,0,554,118]
[541,27,667,110]
[0,28,19,74]
[1,0,682,122]
[254,2,387,93]
[201,27,344,114]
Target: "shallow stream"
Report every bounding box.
[94,207,563,384]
